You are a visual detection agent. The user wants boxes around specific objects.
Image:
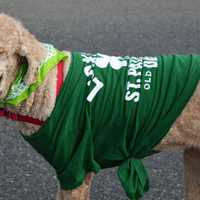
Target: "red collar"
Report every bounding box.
[0,61,65,126]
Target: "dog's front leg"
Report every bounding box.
[184,148,200,200]
[56,173,94,200]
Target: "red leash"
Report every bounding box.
[0,61,64,126]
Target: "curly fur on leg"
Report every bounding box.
[56,173,94,200]
[184,148,200,200]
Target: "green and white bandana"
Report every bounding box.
[23,52,200,200]
[0,43,67,107]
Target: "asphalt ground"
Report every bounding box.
[1,0,200,199]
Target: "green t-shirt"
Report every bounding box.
[23,52,200,200]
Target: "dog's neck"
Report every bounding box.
[20,50,70,136]
[15,65,58,135]
[6,46,72,135]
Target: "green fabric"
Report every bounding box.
[22,52,200,199]
[0,43,67,107]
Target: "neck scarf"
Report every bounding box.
[0,43,67,107]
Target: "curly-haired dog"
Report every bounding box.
[0,13,199,200]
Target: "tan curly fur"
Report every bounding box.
[0,13,200,200]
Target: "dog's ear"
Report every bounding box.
[16,27,46,85]
[0,13,46,85]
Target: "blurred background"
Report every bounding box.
[1,0,200,199]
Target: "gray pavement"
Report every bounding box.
[1,0,200,199]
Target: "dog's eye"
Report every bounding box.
[0,74,3,83]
